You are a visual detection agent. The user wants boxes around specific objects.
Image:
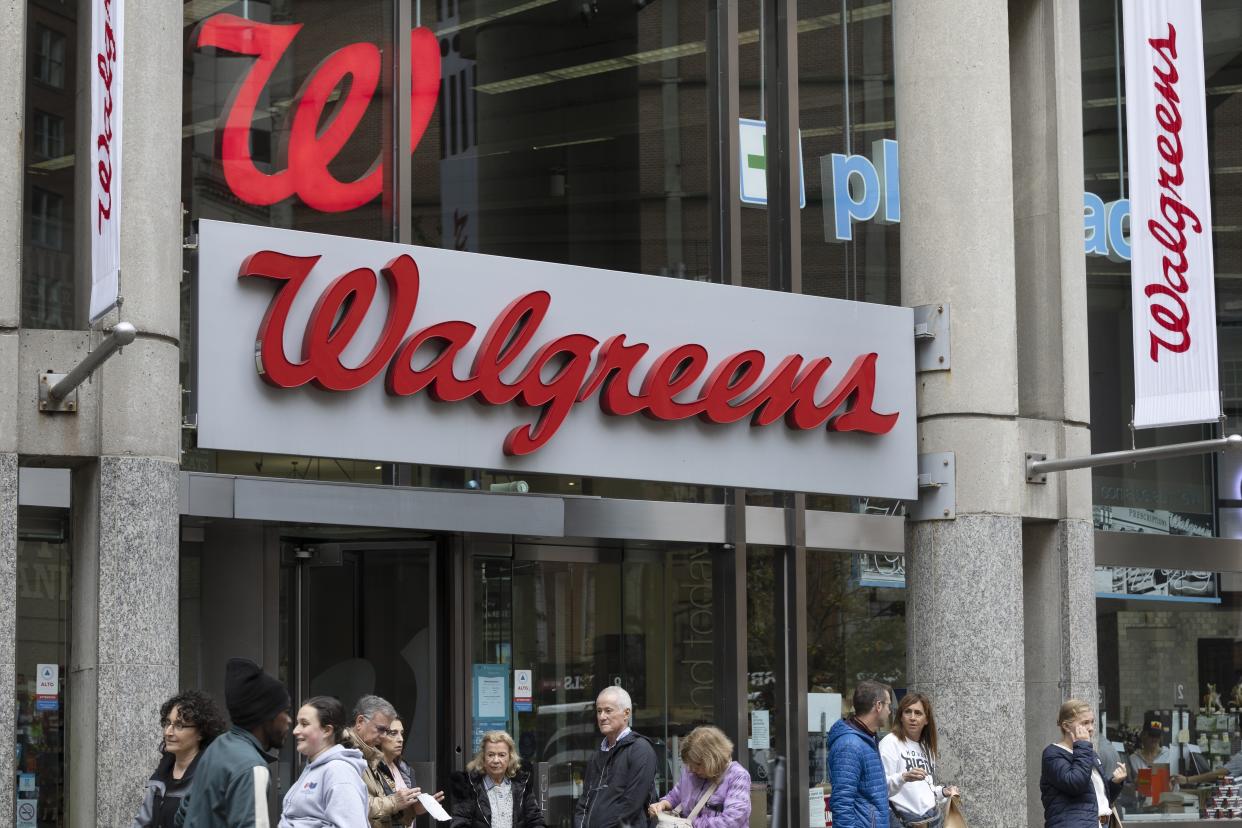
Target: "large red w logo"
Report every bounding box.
[195,14,441,212]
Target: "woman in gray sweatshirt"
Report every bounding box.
[279,696,369,827]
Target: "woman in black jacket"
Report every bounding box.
[132,690,228,828]
[451,731,545,828]
[1040,699,1127,827]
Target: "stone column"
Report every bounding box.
[0,0,24,823]
[1009,0,1097,822]
[894,2,1027,827]
[67,0,183,823]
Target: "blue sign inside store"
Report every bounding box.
[740,123,1133,259]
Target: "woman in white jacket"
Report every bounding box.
[878,693,960,828]
[279,696,370,827]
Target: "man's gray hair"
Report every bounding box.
[597,685,633,718]
[353,694,397,721]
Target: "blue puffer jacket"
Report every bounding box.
[828,718,888,828]
[1040,741,1122,828]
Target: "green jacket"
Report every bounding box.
[175,726,275,827]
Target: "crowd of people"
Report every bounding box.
[129,660,1138,828]
[129,660,756,828]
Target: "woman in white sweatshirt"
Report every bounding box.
[279,696,370,827]
[878,693,960,828]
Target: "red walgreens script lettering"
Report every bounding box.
[95,0,118,233]
[1143,23,1202,362]
[239,251,901,456]
[195,15,441,212]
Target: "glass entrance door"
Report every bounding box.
[279,541,441,791]
[472,543,720,828]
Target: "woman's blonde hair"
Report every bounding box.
[1057,699,1092,729]
[466,731,522,778]
[680,726,734,781]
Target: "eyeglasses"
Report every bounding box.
[365,716,395,737]
[161,718,197,732]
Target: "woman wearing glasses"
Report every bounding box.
[132,690,228,828]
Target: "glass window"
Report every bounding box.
[29,188,63,249]
[809,550,904,804]
[33,24,65,87]
[797,0,899,304]
[1096,568,1242,819]
[15,511,71,828]
[31,111,64,159]
[413,0,710,275]
[473,544,722,828]
[24,3,78,330]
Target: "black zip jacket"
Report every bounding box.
[574,731,658,828]
[451,768,545,828]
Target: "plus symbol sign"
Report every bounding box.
[747,135,766,172]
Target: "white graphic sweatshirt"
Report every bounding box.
[878,733,946,817]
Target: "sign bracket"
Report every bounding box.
[912,303,950,372]
[38,322,137,414]
[910,452,955,521]
[1025,434,1242,483]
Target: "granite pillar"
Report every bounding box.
[906,516,1026,826]
[1,0,24,821]
[71,457,180,827]
[0,453,17,828]
[66,0,183,821]
[894,1,1029,826]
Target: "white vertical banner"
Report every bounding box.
[89,0,123,323]
[1123,0,1219,428]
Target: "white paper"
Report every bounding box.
[750,710,770,750]
[476,675,506,719]
[807,693,841,733]
[419,793,451,821]
[808,788,827,828]
[1123,0,1220,427]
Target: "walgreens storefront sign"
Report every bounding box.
[196,221,916,497]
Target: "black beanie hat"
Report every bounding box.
[225,658,290,728]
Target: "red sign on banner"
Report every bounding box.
[194,15,441,212]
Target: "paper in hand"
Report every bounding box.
[419,793,451,822]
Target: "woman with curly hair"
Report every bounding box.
[132,689,228,828]
[649,726,751,828]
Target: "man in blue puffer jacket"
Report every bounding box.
[828,681,893,828]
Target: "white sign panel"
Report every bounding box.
[1123,0,1219,428]
[196,221,916,498]
[738,118,806,209]
[89,0,124,322]
[36,664,59,695]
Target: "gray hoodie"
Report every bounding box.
[278,744,369,827]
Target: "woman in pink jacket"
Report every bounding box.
[648,727,751,828]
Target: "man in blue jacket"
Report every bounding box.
[176,658,292,826]
[828,680,892,828]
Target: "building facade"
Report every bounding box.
[3,0,1241,827]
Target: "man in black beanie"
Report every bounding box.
[175,658,292,827]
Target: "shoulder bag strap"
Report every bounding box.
[685,781,720,821]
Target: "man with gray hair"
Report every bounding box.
[345,694,420,827]
[575,685,658,828]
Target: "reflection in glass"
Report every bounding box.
[16,519,71,827]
